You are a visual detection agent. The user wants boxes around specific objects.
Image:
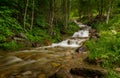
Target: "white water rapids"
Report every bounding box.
[51,22,91,48]
[21,21,91,51]
[0,21,92,78]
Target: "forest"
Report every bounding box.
[1,0,120,78]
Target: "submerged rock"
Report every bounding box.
[70,67,107,78]
[75,46,87,53]
[22,71,32,76]
[115,68,120,72]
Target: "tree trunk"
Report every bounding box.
[98,0,104,19]
[65,0,68,29]
[63,0,69,30]
[106,0,113,24]
[49,0,54,35]
[106,6,111,24]
[24,0,29,32]
[68,0,71,25]
[30,0,34,31]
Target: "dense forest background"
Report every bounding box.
[0,0,120,51]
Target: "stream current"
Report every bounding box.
[0,21,92,78]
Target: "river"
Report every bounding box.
[0,21,95,78]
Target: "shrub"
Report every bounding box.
[105,70,120,78]
[86,30,120,68]
[66,22,79,35]
[0,6,23,42]
[0,40,18,51]
[86,30,120,77]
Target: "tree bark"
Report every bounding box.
[23,0,29,32]
[65,0,68,29]
[106,0,113,24]
[68,0,71,23]
[63,0,69,30]
[106,6,111,24]
[30,0,34,31]
[49,0,54,35]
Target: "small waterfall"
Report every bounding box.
[17,21,91,51]
[72,30,89,38]
[51,22,90,48]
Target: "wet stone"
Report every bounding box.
[70,67,107,78]
[51,63,61,67]
[115,68,120,72]
[75,46,87,53]
[22,71,32,76]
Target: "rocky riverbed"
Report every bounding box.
[0,22,107,78]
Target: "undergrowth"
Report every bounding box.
[86,14,120,77]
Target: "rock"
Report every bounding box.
[51,63,61,67]
[75,46,87,53]
[22,71,32,76]
[95,32,100,38]
[89,29,97,34]
[89,29,100,37]
[89,29,100,42]
[115,68,120,72]
[67,40,71,45]
[67,39,76,45]
[70,68,107,78]
[16,33,28,40]
[10,33,33,47]
[32,42,41,47]
[44,39,52,46]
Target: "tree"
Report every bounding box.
[49,0,55,35]
[62,0,70,29]
[30,0,34,31]
[106,0,113,24]
[23,0,29,32]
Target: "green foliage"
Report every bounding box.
[0,35,6,43]
[91,22,107,31]
[108,14,120,30]
[0,6,24,50]
[0,0,119,52]
[105,70,120,78]
[0,41,18,51]
[87,31,120,68]
[52,28,62,43]
[26,28,52,42]
[36,15,47,28]
[90,15,120,32]
[0,6,22,43]
[86,30,120,77]
[66,22,79,35]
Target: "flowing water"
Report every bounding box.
[0,22,104,78]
